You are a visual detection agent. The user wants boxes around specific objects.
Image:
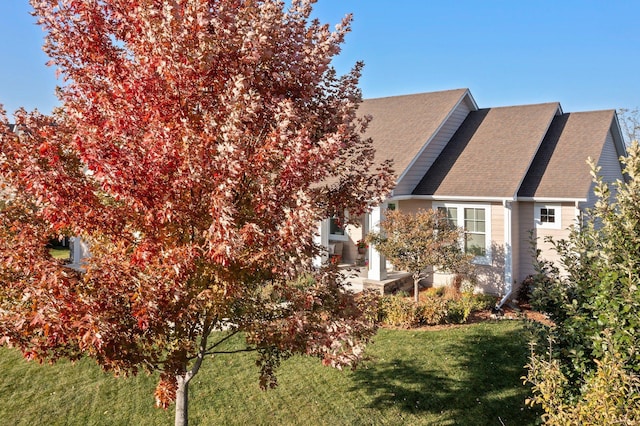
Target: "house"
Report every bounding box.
[318,88,626,303]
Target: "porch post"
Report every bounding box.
[313,219,329,267]
[368,204,387,281]
[69,236,91,271]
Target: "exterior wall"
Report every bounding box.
[380,198,592,296]
[584,130,624,210]
[475,202,506,294]
[432,202,509,295]
[393,99,472,195]
[516,202,578,283]
[517,202,536,282]
[396,199,432,214]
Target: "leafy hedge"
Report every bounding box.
[523,143,640,423]
[377,288,495,328]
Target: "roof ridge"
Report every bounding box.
[364,88,469,102]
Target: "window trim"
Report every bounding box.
[433,202,492,265]
[535,203,562,229]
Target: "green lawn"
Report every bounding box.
[0,321,539,425]
[49,247,70,260]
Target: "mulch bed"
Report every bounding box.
[468,303,553,326]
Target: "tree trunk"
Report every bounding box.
[175,375,189,426]
[414,276,420,303]
[174,326,210,426]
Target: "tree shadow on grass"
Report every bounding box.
[350,325,540,425]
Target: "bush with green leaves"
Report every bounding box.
[415,295,448,325]
[526,332,640,425]
[378,293,419,328]
[378,287,494,327]
[525,141,640,421]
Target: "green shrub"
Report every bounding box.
[445,300,466,324]
[516,275,535,304]
[380,287,494,328]
[415,296,448,325]
[421,286,445,298]
[525,143,640,421]
[445,294,474,324]
[378,295,418,328]
[446,291,494,324]
[474,294,497,311]
[525,333,640,425]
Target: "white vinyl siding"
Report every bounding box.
[394,99,472,195]
[518,202,578,282]
[585,130,624,210]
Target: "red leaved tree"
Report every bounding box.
[0,1,394,424]
[367,209,473,303]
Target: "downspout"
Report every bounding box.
[495,199,513,310]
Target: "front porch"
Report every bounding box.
[338,264,413,295]
[316,204,393,283]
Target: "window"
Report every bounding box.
[434,203,491,264]
[437,206,458,227]
[329,218,344,236]
[328,215,349,241]
[540,208,555,224]
[535,204,561,229]
[464,208,486,257]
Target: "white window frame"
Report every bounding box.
[535,203,561,230]
[433,202,492,265]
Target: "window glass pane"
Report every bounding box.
[464,208,486,257]
[464,208,485,232]
[438,207,457,226]
[465,233,486,256]
[540,208,555,223]
[465,208,482,221]
[329,218,344,235]
[448,207,458,225]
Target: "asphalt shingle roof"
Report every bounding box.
[518,110,616,199]
[412,102,560,198]
[359,88,469,180]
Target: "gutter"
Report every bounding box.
[388,194,510,202]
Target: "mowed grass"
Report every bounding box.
[0,321,540,425]
[49,248,70,259]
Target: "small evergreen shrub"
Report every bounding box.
[516,275,535,304]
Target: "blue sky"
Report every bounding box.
[1,1,639,115]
